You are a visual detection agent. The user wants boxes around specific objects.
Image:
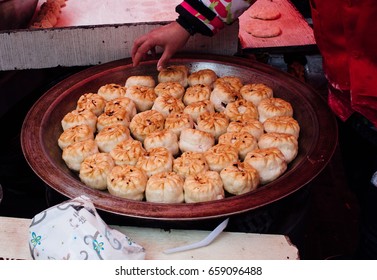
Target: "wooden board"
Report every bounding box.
[0,216,299,260]
[239,0,316,50]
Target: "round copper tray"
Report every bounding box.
[21,54,337,220]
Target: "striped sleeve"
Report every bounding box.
[176,0,255,36]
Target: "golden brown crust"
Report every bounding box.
[76,93,106,116]
[107,165,148,200]
[244,147,287,184]
[197,111,229,140]
[184,171,224,203]
[79,153,115,190]
[97,83,126,101]
[188,69,218,88]
[145,172,185,203]
[257,97,293,123]
[129,110,165,142]
[220,162,260,195]
[204,143,239,172]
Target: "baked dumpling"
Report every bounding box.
[263,116,300,139]
[158,65,189,87]
[58,124,94,150]
[144,129,179,156]
[125,85,157,112]
[164,112,195,138]
[129,110,165,142]
[173,151,209,178]
[204,143,239,172]
[224,99,259,122]
[227,119,265,140]
[109,138,146,166]
[125,75,155,88]
[244,147,287,184]
[154,82,185,99]
[258,132,299,163]
[96,107,130,131]
[183,99,215,123]
[184,171,224,203]
[187,69,218,88]
[218,131,258,160]
[136,147,173,177]
[210,81,242,112]
[151,93,185,117]
[145,171,185,203]
[220,162,260,195]
[62,139,99,172]
[257,97,293,123]
[76,93,106,116]
[79,152,115,190]
[95,124,130,153]
[61,108,97,132]
[196,111,229,140]
[183,84,211,105]
[214,76,243,92]
[179,128,215,153]
[97,83,126,101]
[104,97,137,120]
[107,165,148,200]
[240,83,273,106]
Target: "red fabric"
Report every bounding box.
[310,0,377,127]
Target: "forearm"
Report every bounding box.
[176,0,256,36]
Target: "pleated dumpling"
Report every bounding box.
[96,107,130,131]
[179,128,215,153]
[258,132,299,163]
[144,129,179,157]
[106,165,148,201]
[129,110,165,142]
[79,152,115,190]
[97,83,126,101]
[145,171,185,203]
[218,131,258,160]
[204,143,239,172]
[183,99,215,123]
[240,83,273,106]
[227,119,264,140]
[58,124,94,150]
[244,147,287,184]
[173,151,209,179]
[61,108,97,132]
[151,93,185,118]
[196,111,229,140]
[104,97,137,120]
[76,93,106,116]
[183,171,224,203]
[220,162,260,195]
[154,82,185,99]
[95,124,130,153]
[257,97,293,123]
[263,116,300,139]
[224,99,259,122]
[109,138,146,166]
[125,85,157,112]
[62,139,99,172]
[136,147,173,177]
[164,112,195,138]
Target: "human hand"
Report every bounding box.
[132,21,191,71]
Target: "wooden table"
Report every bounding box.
[0,216,299,260]
[239,0,316,53]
